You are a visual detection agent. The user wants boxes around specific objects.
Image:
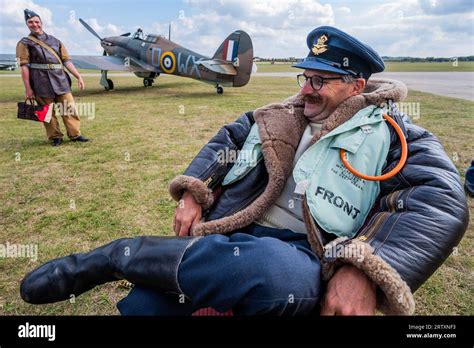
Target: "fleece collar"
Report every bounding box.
[253,78,407,180]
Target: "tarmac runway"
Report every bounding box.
[253,71,474,101]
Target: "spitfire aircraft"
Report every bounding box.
[72,19,255,94]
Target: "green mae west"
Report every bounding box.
[293,105,391,238]
[222,122,263,186]
[223,105,391,238]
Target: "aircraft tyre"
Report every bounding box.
[143,78,153,87]
[104,79,114,91]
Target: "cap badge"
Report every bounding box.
[312,34,328,55]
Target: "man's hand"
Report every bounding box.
[64,62,85,91]
[25,87,34,99]
[78,77,85,91]
[173,191,202,237]
[320,264,376,315]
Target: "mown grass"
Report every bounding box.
[0,73,472,315]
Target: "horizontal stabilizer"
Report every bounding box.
[196,59,237,75]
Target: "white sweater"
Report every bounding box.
[255,122,322,234]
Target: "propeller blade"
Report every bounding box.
[79,18,103,40]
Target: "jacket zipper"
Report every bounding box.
[357,190,401,242]
[357,212,388,242]
[388,190,402,213]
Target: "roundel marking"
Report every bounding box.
[160,51,176,73]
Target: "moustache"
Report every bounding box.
[303,95,321,104]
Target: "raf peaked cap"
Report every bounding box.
[293,26,385,80]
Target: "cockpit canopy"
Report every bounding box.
[143,34,160,43]
[131,29,161,43]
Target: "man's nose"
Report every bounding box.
[300,80,314,95]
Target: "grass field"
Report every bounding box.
[255,61,474,72]
[0,73,472,315]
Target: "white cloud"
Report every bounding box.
[0,0,119,54]
[1,0,472,58]
[418,0,473,15]
[0,0,54,51]
[86,18,103,33]
[337,6,351,14]
[0,0,53,26]
[144,0,335,58]
[345,0,474,57]
[141,0,474,58]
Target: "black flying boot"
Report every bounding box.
[20,236,201,304]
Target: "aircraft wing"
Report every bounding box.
[127,57,162,73]
[0,62,17,70]
[70,55,130,71]
[196,59,237,75]
[0,54,17,70]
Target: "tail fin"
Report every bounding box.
[213,30,254,87]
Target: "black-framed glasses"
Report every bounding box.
[297,74,345,90]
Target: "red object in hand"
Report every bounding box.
[35,103,53,122]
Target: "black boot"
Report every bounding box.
[20,236,200,304]
[71,135,89,142]
[51,138,62,146]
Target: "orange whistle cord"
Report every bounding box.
[340,113,408,181]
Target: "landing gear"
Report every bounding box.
[143,78,154,87]
[216,85,224,94]
[100,70,114,91]
[105,79,114,91]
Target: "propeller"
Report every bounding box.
[79,18,103,40]
[80,18,130,56]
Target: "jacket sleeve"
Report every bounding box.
[169,111,255,209]
[16,41,29,66]
[59,41,71,65]
[366,117,469,290]
[323,113,469,315]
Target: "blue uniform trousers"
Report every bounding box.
[117,223,321,315]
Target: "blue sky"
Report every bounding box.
[1,0,473,58]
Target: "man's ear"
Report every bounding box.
[350,78,366,96]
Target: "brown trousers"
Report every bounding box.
[35,93,81,140]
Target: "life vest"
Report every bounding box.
[223,105,391,238]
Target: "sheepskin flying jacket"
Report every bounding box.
[169,79,469,315]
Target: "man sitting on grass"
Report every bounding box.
[20,26,468,316]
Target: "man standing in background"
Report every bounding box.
[16,9,89,146]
